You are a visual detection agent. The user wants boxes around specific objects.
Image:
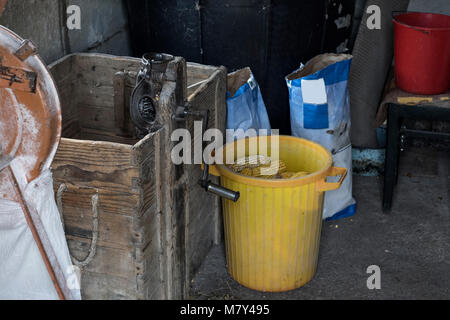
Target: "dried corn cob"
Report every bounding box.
[230,155,271,172]
[251,160,287,177]
[280,171,309,179]
[227,156,307,180]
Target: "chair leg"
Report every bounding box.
[383,104,400,211]
[395,133,402,186]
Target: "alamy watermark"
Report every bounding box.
[366,5,381,30]
[171,126,280,174]
[67,4,383,32]
[66,5,81,30]
[367,265,381,290]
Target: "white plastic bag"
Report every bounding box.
[0,170,81,300]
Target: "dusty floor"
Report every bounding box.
[190,147,450,300]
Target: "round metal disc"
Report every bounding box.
[0,26,61,201]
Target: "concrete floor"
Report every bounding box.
[190,147,450,300]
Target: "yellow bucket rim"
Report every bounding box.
[212,135,334,188]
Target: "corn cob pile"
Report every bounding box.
[227,156,310,179]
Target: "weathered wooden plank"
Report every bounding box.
[55,138,134,167]
[79,272,137,300]
[64,210,135,251]
[187,62,217,81]
[75,53,141,70]
[57,80,78,97]
[77,131,138,145]
[68,238,137,281]
[61,118,80,139]
[133,135,158,215]
[77,104,118,132]
[139,220,165,299]
[211,67,227,246]
[52,139,139,192]
[77,271,139,301]
[74,54,141,86]
[181,65,228,291]
[132,129,165,299]
[77,87,115,106]
[48,54,76,82]
[53,73,74,88]
[54,183,137,217]
[78,130,138,145]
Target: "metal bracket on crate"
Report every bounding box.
[0,62,37,93]
[14,39,38,61]
[174,106,240,203]
[0,40,38,92]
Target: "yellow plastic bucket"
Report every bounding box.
[209,135,347,292]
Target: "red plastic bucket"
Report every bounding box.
[393,12,450,95]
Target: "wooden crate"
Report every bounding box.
[49,53,226,300]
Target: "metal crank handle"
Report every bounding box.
[174,106,240,203]
[203,181,240,203]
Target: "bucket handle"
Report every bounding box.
[317,167,347,192]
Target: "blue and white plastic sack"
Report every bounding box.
[286,54,356,221]
[226,67,271,141]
